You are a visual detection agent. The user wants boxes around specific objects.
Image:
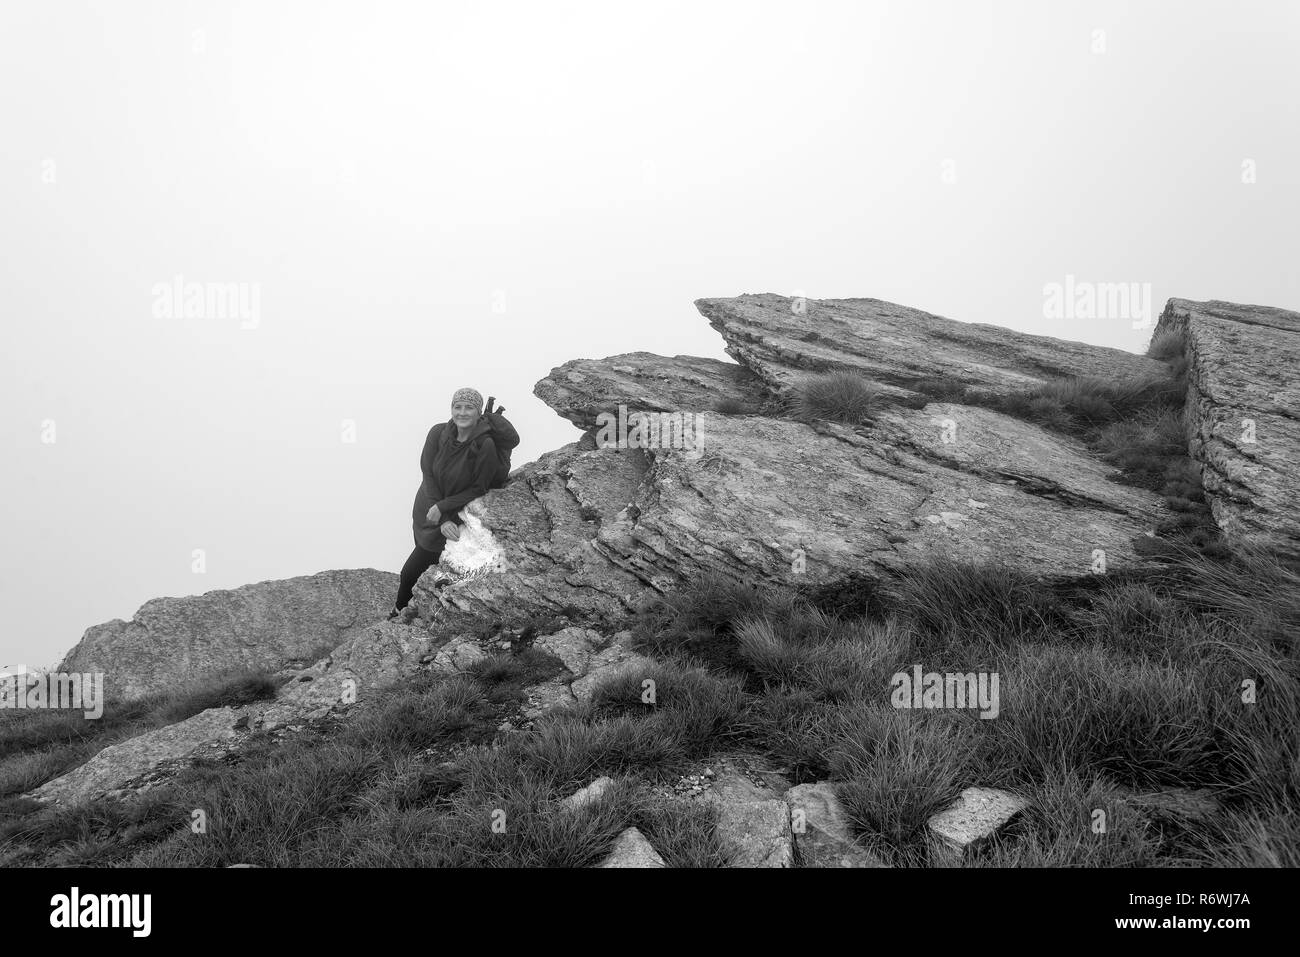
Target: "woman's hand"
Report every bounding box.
[440,521,460,542]
[426,504,441,524]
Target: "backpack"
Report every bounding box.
[478,396,519,490]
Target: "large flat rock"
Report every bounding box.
[1156,298,1300,558]
[29,707,242,805]
[696,293,1165,400]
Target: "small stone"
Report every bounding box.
[927,786,1029,858]
[705,771,793,868]
[786,782,886,868]
[598,827,665,868]
[561,776,615,812]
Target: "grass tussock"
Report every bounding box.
[788,370,884,426]
[637,544,1300,866]
[711,398,750,415]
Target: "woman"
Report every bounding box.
[389,386,518,619]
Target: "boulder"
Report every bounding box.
[58,569,398,700]
[533,628,607,674]
[429,636,488,675]
[522,629,651,716]
[1156,298,1300,558]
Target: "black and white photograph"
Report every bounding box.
[1,0,1294,937]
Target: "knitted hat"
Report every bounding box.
[451,387,483,411]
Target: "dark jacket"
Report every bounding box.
[410,414,518,551]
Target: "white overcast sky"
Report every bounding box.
[2,0,1297,669]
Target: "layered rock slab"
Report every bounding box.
[534,352,770,430]
[1156,298,1300,558]
[595,411,1160,591]
[696,293,1165,400]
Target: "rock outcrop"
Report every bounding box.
[40,290,1297,829]
[419,366,1163,625]
[55,292,1193,705]
[1156,299,1300,559]
[57,570,398,700]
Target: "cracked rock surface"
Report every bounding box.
[419,400,1162,630]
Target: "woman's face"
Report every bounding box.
[451,400,481,431]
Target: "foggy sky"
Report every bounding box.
[2,0,1297,669]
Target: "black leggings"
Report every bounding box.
[396,534,447,610]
